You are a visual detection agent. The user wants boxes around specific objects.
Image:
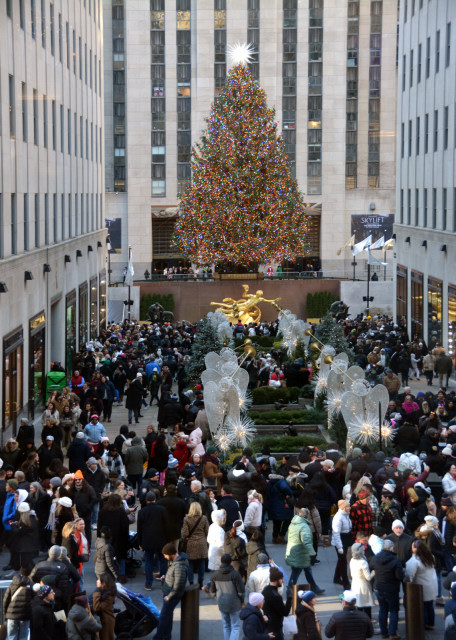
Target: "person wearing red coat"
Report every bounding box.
[174,440,190,472]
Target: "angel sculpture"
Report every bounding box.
[325,354,365,422]
[206,311,233,344]
[340,380,390,447]
[277,310,311,357]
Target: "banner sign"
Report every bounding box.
[350,213,394,243]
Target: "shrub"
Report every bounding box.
[249,409,325,425]
[251,435,327,453]
[300,384,314,398]
[233,336,277,349]
[306,291,338,318]
[251,386,301,405]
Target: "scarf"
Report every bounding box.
[300,601,322,638]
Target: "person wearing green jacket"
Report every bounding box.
[125,436,148,498]
[285,509,325,596]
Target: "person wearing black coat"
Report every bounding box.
[3,567,34,639]
[369,540,404,639]
[325,596,373,640]
[385,522,413,566]
[97,494,130,580]
[125,377,144,425]
[217,487,241,532]
[262,568,291,640]
[161,396,185,428]
[17,419,35,451]
[67,434,92,473]
[114,425,130,461]
[137,492,169,588]
[10,509,40,570]
[68,477,98,548]
[295,595,321,640]
[84,459,106,528]
[31,545,78,611]
[157,486,188,542]
[37,441,64,478]
[30,588,55,640]
[239,598,271,640]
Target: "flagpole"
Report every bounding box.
[127,245,132,322]
[366,245,371,315]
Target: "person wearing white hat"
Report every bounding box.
[325,589,373,640]
[10,498,39,570]
[239,592,272,640]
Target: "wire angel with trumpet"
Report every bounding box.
[277,309,311,357]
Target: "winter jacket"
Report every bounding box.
[125,436,148,475]
[217,494,240,531]
[182,514,209,559]
[94,537,120,580]
[66,603,102,640]
[239,603,270,640]
[224,531,248,575]
[2,442,21,468]
[30,598,55,640]
[31,557,78,606]
[247,565,271,595]
[210,563,245,613]
[137,502,168,552]
[349,500,374,537]
[244,499,262,529]
[267,474,294,521]
[68,484,97,519]
[261,584,291,635]
[67,438,92,473]
[385,531,413,566]
[227,467,254,503]
[285,515,315,568]
[2,492,16,530]
[369,549,404,592]
[3,574,34,620]
[157,495,188,541]
[246,540,269,578]
[405,554,438,601]
[84,466,106,499]
[92,591,115,640]
[97,507,130,560]
[11,517,39,554]
[325,605,373,640]
[207,510,226,571]
[203,458,223,493]
[162,553,189,600]
[295,602,321,640]
[331,508,352,552]
[443,472,456,505]
[349,557,375,607]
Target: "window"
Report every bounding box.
[21,82,27,142]
[53,194,57,243]
[400,189,404,223]
[80,116,83,157]
[415,189,419,226]
[58,14,62,62]
[454,188,456,232]
[61,194,65,240]
[6,0,12,19]
[74,194,78,236]
[24,194,29,251]
[443,188,447,230]
[435,29,440,73]
[411,0,415,16]
[19,0,25,29]
[34,194,40,247]
[423,188,428,227]
[444,106,449,149]
[426,36,430,78]
[9,75,15,139]
[409,50,413,86]
[416,116,420,154]
[60,105,64,153]
[33,89,38,145]
[67,109,71,154]
[79,38,82,79]
[90,49,92,88]
[85,43,87,83]
[407,189,411,225]
[408,120,412,157]
[11,193,17,255]
[68,194,72,238]
[50,4,54,54]
[43,95,48,148]
[425,113,429,153]
[401,122,404,158]
[446,23,451,68]
[31,0,36,39]
[73,30,76,74]
[432,188,437,229]
[402,54,406,90]
[434,109,438,151]
[418,43,422,82]
[66,22,70,69]
[52,100,56,150]
[85,119,88,160]
[42,0,46,48]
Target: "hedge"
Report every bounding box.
[251,386,301,405]
[300,384,314,399]
[140,293,175,320]
[306,291,338,318]
[249,408,326,425]
[233,336,277,349]
[251,435,327,453]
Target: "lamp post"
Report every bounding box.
[106,235,112,286]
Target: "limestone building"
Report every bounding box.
[0,0,107,434]
[104,0,397,280]
[394,0,456,351]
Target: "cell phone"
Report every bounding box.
[132,505,138,511]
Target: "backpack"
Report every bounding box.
[397,452,414,473]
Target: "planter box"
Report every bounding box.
[214,272,263,280]
[251,403,302,412]
[255,424,321,434]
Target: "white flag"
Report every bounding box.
[368,251,387,266]
[125,250,134,286]
[352,235,372,256]
[370,236,385,250]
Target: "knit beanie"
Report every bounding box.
[50,477,62,487]
[298,590,316,603]
[392,520,404,530]
[167,454,179,469]
[37,585,52,600]
[6,479,18,490]
[249,592,264,607]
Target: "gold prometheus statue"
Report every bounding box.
[211,285,282,324]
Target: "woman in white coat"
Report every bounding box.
[349,542,376,620]
[405,539,438,630]
[244,490,263,538]
[207,509,226,571]
[331,500,352,589]
[442,464,456,505]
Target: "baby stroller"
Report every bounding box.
[115,583,160,639]
[125,531,142,579]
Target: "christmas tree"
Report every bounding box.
[187,317,223,385]
[173,45,309,268]
[314,313,354,360]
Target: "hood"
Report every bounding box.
[291,514,311,526]
[239,603,262,621]
[95,538,107,551]
[3,442,19,453]
[175,441,189,453]
[16,489,28,506]
[69,604,88,623]
[232,469,245,478]
[268,474,284,482]
[131,436,143,446]
[211,509,225,526]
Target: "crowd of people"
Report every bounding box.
[1,314,456,640]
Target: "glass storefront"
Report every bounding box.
[428,276,443,349]
[396,265,407,320]
[3,328,24,435]
[99,269,106,332]
[411,270,424,340]
[448,285,456,359]
[79,282,88,348]
[65,290,77,374]
[90,276,98,339]
[29,312,46,414]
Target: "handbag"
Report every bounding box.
[178,516,202,553]
[79,553,90,563]
[283,614,297,636]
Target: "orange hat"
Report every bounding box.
[73,470,84,479]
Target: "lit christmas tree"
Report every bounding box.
[173,44,309,268]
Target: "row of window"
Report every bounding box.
[151,0,166,196]
[399,187,456,232]
[113,1,126,192]
[7,76,102,164]
[177,0,191,195]
[214,0,227,94]
[402,23,451,91]
[7,0,102,96]
[345,0,359,189]
[0,192,103,260]
[368,1,382,189]
[306,0,323,193]
[247,0,260,81]
[401,105,454,157]
[403,0,434,22]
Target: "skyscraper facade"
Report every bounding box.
[0,0,106,433]
[104,0,397,280]
[394,0,456,352]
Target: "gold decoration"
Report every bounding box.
[244,338,253,346]
[310,342,321,353]
[324,355,334,365]
[244,346,257,357]
[210,285,281,324]
[304,328,313,336]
